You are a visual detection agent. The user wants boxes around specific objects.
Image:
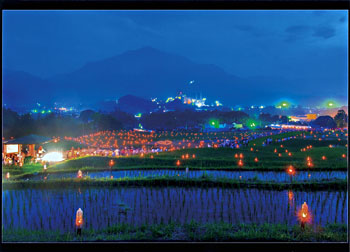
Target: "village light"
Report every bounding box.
[75,208,83,235]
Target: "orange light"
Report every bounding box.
[342,154,346,158]
[176,160,181,166]
[192,154,196,158]
[322,156,326,160]
[6,172,10,179]
[77,170,83,178]
[274,149,277,153]
[288,190,294,201]
[238,159,243,167]
[278,153,282,157]
[297,202,312,224]
[254,157,258,162]
[287,165,296,176]
[250,148,253,151]
[288,152,292,156]
[109,159,115,167]
[239,153,244,159]
[234,153,238,158]
[75,208,83,227]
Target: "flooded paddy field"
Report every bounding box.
[2,187,347,233]
[25,169,347,183]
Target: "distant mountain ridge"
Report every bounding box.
[47,46,250,105]
[3,47,347,108]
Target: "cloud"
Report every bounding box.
[312,26,336,39]
[233,24,265,37]
[285,25,310,34]
[284,25,310,42]
[339,16,346,23]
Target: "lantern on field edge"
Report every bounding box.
[75,208,83,235]
[287,165,296,183]
[77,170,83,178]
[297,202,312,229]
[176,160,181,167]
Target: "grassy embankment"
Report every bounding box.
[2,222,347,242]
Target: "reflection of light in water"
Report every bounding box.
[42,152,64,162]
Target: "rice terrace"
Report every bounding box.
[2,9,348,245]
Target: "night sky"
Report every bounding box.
[3,10,348,105]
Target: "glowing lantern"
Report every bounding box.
[307,161,313,168]
[250,148,254,151]
[288,152,292,156]
[6,172,10,179]
[288,190,294,202]
[306,156,311,161]
[287,165,296,182]
[342,154,346,158]
[239,153,244,159]
[278,153,282,157]
[75,208,83,234]
[274,149,277,153]
[186,154,189,159]
[109,159,115,168]
[110,175,113,179]
[285,149,288,153]
[77,170,83,178]
[254,157,258,162]
[238,159,243,167]
[239,176,242,180]
[322,156,326,160]
[234,154,238,158]
[151,155,154,159]
[297,202,312,228]
[280,145,283,148]
[176,160,181,167]
[192,154,196,158]
[181,155,185,159]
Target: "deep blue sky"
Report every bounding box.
[3,10,348,105]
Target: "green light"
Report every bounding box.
[276,101,290,109]
[209,119,219,128]
[41,110,45,114]
[246,119,258,129]
[48,110,52,113]
[32,109,38,113]
[135,113,142,118]
[139,123,143,129]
